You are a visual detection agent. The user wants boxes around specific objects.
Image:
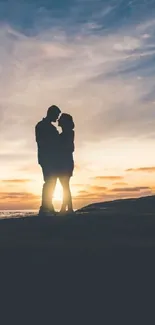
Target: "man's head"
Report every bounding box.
[46,105,61,122]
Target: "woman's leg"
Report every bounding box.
[59,176,73,212]
[66,177,73,212]
[59,176,68,212]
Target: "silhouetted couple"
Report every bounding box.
[35,105,75,216]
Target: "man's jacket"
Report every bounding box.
[35,118,59,169]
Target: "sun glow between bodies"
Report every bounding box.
[53,182,63,201]
[28,177,79,202]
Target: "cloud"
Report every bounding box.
[75,191,109,201]
[95,176,124,181]
[113,182,128,186]
[1,179,31,183]
[0,13,155,153]
[19,164,40,173]
[76,186,107,197]
[72,184,87,188]
[76,186,108,201]
[90,186,107,191]
[126,167,155,173]
[111,186,151,193]
[0,192,39,200]
[0,191,40,209]
[114,36,142,52]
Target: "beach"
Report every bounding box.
[1,197,155,322]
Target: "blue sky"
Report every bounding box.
[0,0,155,209]
[0,0,155,33]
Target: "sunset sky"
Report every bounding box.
[0,0,155,210]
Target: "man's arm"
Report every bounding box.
[35,122,44,146]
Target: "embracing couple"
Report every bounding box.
[35,105,75,216]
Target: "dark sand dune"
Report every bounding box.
[0,195,155,322]
[0,195,155,250]
[78,194,155,214]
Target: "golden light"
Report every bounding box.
[26,176,80,209]
[53,180,63,201]
[27,178,63,202]
[53,180,78,201]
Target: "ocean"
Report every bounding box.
[0,210,37,219]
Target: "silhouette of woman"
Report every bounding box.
[58,113,75,214]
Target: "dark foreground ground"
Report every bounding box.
[1,196,155,323]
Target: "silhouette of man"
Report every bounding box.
[35,105,61,215]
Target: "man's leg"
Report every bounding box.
[40,165,57,214]
[42,177,57,211]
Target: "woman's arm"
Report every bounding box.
[62,131,75,153]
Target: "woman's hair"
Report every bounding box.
[59,113,75,130]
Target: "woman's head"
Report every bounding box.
[58,113,75,130]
